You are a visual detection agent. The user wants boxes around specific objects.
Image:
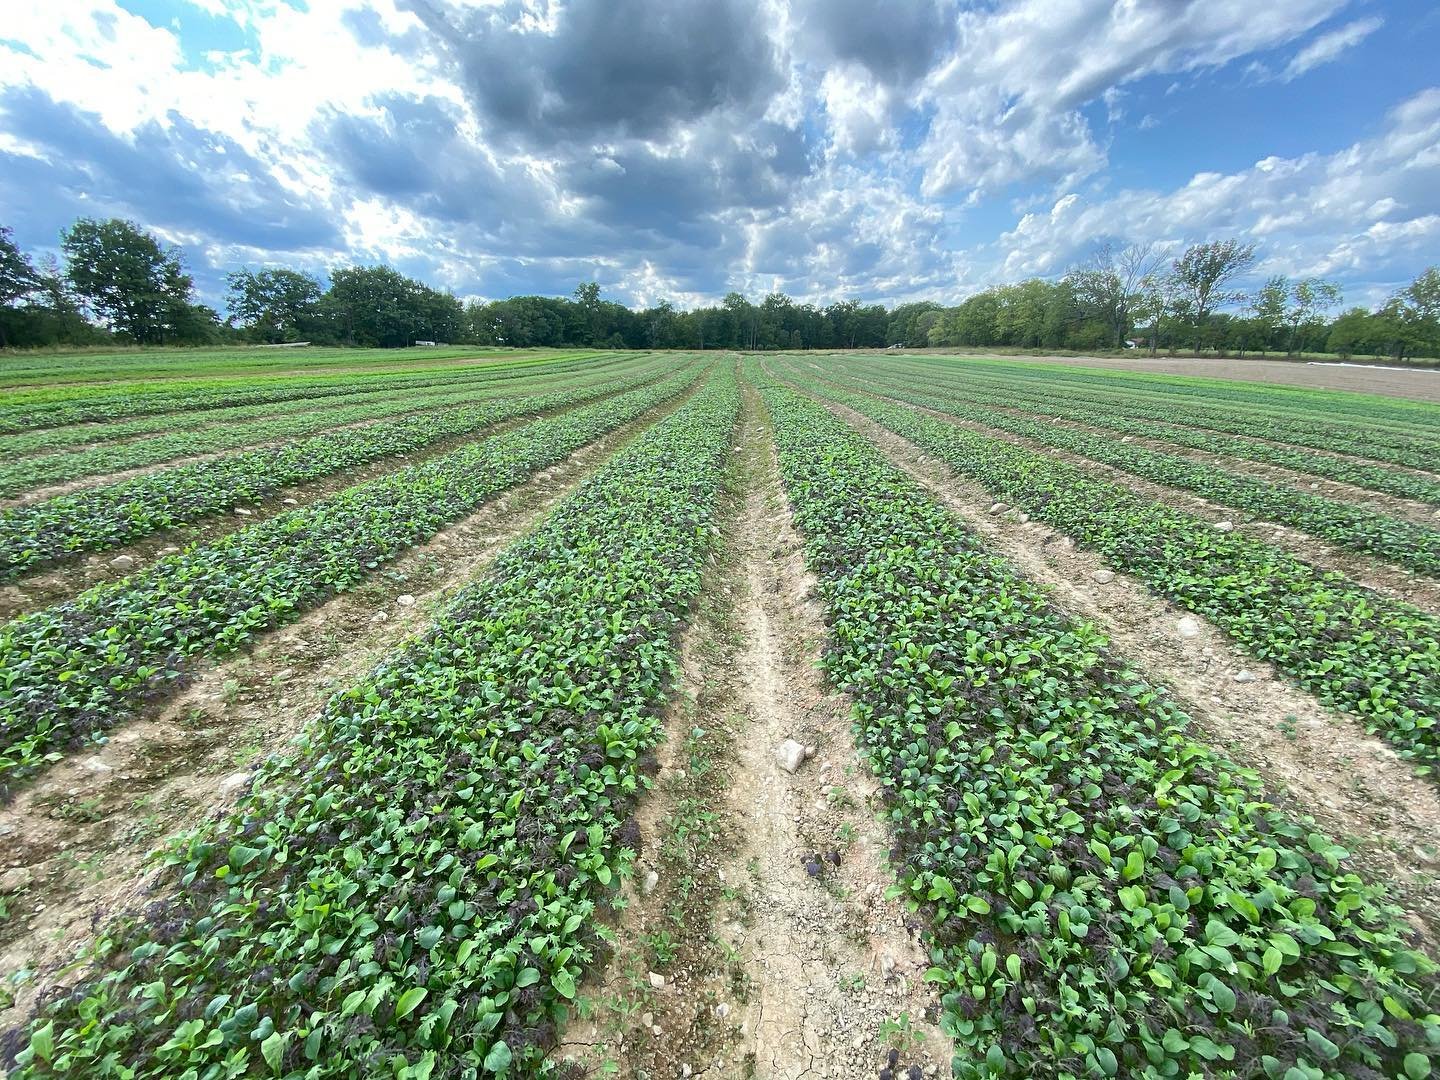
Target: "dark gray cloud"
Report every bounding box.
[402,0,785,146]
[0,84,340,253]
[796,0,955,84]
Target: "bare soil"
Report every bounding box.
[557,383,950,1078]
[0,404,674,1028]
[819,396,1440,947]
[917,353,1440,403]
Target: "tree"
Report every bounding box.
[1170,239,1257,351]
[1327,307,1382,359]
[1385,267,1440,359]
[1066,242,1165,349]
[0,226,43,347]
[1131,271,1186,356]
[226,268,323,343]
[61,218,196,344]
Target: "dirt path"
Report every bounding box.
[0,402,678,1027]
[813,395,1440,946]
[557,382,950,1079]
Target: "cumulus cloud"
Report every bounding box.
[992,89,1440,303]
[917,0,1345,199]
[0,0,1428,311]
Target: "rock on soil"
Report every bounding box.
[1092,570,1115,584]
[775,739,807,774]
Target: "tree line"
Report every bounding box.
[2,217,1437,359]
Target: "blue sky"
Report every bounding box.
[1,0,1436,313]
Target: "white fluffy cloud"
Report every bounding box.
[0,0,1430,308]
[993,89,1440,303]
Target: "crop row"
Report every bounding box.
[0,361,676,582]
[0,355,660,498]
[0,351,615,434]
[0,352,638,462]
[777,367,1440,774]
[862,356,1440,469]
[853,364,1440,507]
[0,366,705,796]
[7,368,740,1079]
[758,375,1440,1079]
[879,354,1440,449]
[806,362,1440,575]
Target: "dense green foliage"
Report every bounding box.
[0,362,670,578]
[779,369,1440,776]
[5,368,739,1078]
[0,368,702,794]
[0,354,645,497]
[6,214,1436,358]
[758,374,1440,1079]
[811,364,1440,575]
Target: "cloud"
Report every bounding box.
[1281,16,1384,81]
[401,0,785,147]
[0,84,341,253]
[793,0,955,85]
[917,0,1345,199]
[992,89,1440,303]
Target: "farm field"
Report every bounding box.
[0,348,1438,1080]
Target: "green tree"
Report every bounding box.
[61,218,196,344]
[226,268,323,343]
[1380,266,1440,360]
[0,226,43,347]
[1170,239,1257,351]
[1066,242,1164,348]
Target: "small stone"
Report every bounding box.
[715,1002,729,1019]
[1213,520,1235,533]
[159,545,180,555]
[109,554,137,571]
[852,1032,867,1049]
[775,739,807,774]
[880,954,897,977]
[0,867,33,893]
[1233,670,1257,683]
[803,745,816,759]
[641,869,660,896]
[234,507,254,516]
[681,1065,692,1078]
[648,971,666,989]
[396,594,416,607]
[641,1011,654,1027]
[371,611,389,623]
[1310,482,1320,489]
[1092,570,1115,584]
[1017,512,1031,523]
[218,772,250,795]
[1177,616,1202,639]
[282,497,299,505]
[988,502,1007,514]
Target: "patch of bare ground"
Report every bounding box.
[939,354,1440,404]
[815,394,1440,949]
[0,397,606,623]
[0,401,676,1026]
[557,383,949,1080]
[895,400,1440,615]
[982,405,1440,526]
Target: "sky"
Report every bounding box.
[1,0,1436,313]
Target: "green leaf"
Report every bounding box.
[484,1040,513,1074]
[1404,1052,1432,1079]
[966,895,991,915]
[552,969,577,999]
[28,1021,53,1064]
[396,987,429,1021]
[260,1030,287,1074]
